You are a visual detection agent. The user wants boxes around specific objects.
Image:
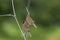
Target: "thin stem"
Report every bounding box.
[26,0,31,15]
[11,0,26,40]
[27,0,31,10]
[11,0,16,16]
[26,7,30,15]
[14,14,26,40]
[0,14,14,16]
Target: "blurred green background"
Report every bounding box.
[0,0,60,40]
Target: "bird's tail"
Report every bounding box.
[33,23,37,28]
[27,32,32,37]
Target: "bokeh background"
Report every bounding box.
[0,0,60,40]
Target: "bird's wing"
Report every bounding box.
[26,15,34,25]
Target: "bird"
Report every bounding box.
[22,20,32,37]
[26,14,37,29]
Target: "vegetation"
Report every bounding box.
[0,0,60,40]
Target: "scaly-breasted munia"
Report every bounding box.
[23,20,32,37]
[26,15,37,28]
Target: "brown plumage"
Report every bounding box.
[26,15,37,28]
[26,15,34,25]
[23,20,29,32]
[23,20,32,37]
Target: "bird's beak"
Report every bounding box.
[33,23,37,28]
